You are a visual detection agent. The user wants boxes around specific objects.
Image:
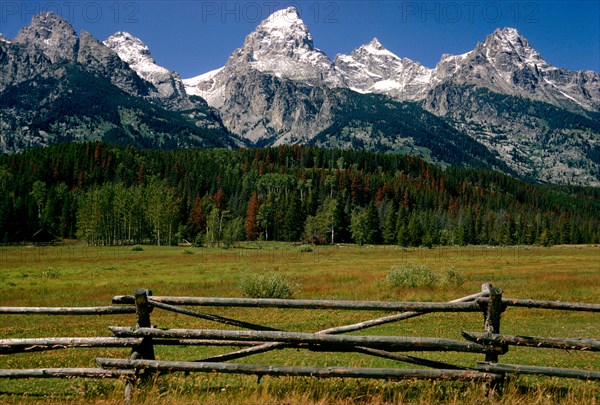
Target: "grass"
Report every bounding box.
[0,242,599,403]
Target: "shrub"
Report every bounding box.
[386,264,438,288]
[194,234,205,247]
[131,245,144,252]
[443,266,465,287]
[240,273,299,299]
[41,267,60,278]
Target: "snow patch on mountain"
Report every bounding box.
[104,32,186,99]
[334,38,432,100]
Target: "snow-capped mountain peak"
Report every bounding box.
[104,32,160,69]
[333,38,432,99]
[229,6,339,83]
[260,6,308,34]
[184,6,343,107]
[482,27,549,70]
[362,38,401,60]
[104,31,186,99]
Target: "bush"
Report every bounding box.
[131,245,144,252]
[386,264,437,288]
[240,273,299,299]
[194,234,204,247]
[41,267,60,278]
[443,266,465,287]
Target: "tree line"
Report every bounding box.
[0,142,598,246]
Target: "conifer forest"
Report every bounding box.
[1,142,598,246]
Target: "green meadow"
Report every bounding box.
[0,243,599,404]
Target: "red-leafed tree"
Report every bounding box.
[190,197,207,235]
[213,188,226,211]
[245,192,260,240]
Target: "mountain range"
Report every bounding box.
[1,8,599,185]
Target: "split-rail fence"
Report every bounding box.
[1,283,599,402]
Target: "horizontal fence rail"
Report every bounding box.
[97,358,502,382]
[112,296,485,311]
[477,362,600,381]
[493,299,600,312]
[463,332,600,352]
[109,326,500,354]
[0,306,136,315]
[0,368,134,379]
[0,337,143,354]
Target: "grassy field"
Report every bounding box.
[0,243,599,404]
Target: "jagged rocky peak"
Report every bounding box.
[334,37,432,99]
[432,26,600,110]
[254,6,314,50]
[230,6,340,83]
[13,12,78,62]
[479,27,549,70]
[104,31,186,99]
[184,6,342,107]
[362,38,398,56]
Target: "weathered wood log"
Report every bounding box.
[148,300,280,331]
[0,368,135,379]
[152,339,266,347]
[195,291,490,363]
[113,296,482,312]
[463,332,600,351]
[0,306,136,315]
[498,298,600,312]
[0,337,142,354]
[477,362,600,381]
[97,358,501,381]
[109,327,499,353]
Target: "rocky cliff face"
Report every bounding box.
[76,30,152,97]
[13,12,79,63]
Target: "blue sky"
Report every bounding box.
[1,1,598,78]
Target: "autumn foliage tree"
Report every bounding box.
[245,192,260,240]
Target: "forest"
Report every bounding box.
[0,142,599,246]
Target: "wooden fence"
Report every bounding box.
[1,283,599,403]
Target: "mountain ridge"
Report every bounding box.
[1,9,599,186]
[0,12,240,152]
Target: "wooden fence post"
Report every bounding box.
[124,288,155,404]
[481,283,504,396]
[484,285,503,362]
